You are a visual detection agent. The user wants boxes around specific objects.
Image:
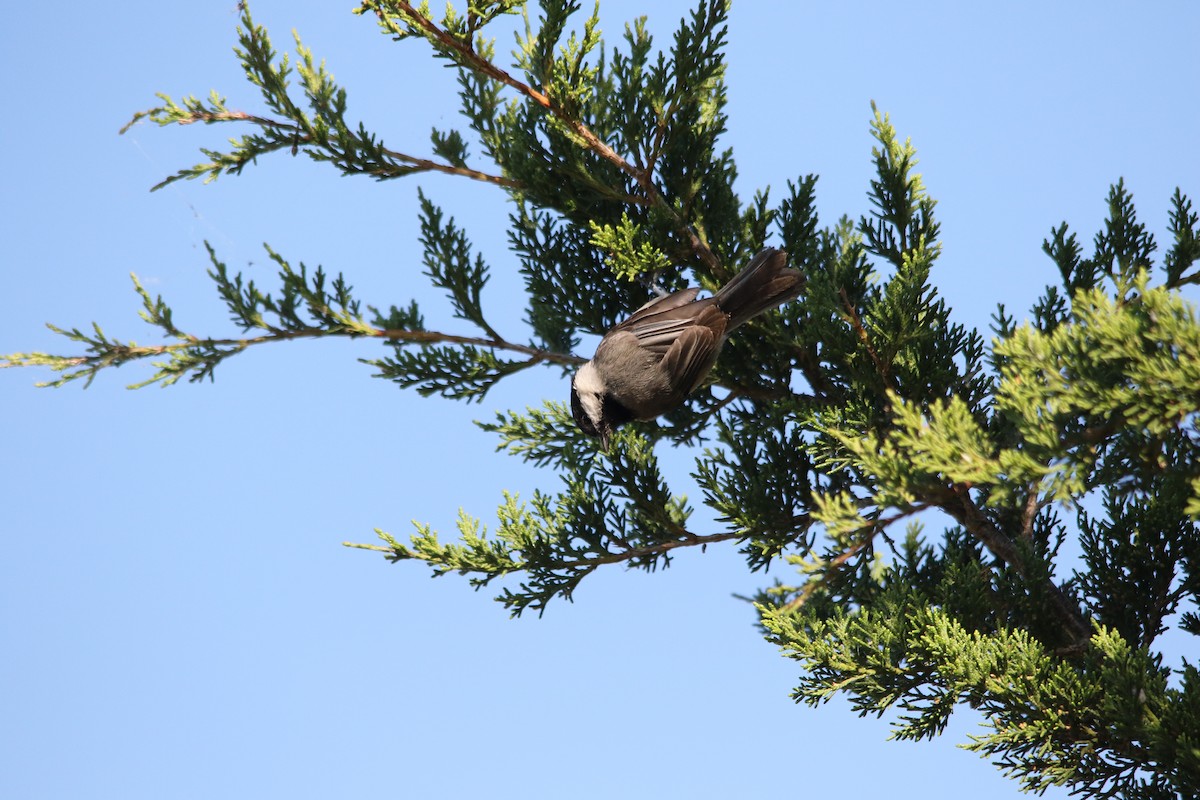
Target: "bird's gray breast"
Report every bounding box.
[591,331,680,420]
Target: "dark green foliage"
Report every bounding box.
[7,2,1200,796]
[371,342,533,400]
[1078,441,1200,649]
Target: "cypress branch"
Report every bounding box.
[8,1,1200,795]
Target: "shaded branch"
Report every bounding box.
[839,286,895,393]
[786,503,930,611]
[936,483,1092,651]
[380,0,722,273]
[344,527,744,572]
[123,107,519,190]
[2,323,583,389]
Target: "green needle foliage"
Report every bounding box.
[6,1,1200,795]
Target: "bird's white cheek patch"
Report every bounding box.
[574,362,606,425]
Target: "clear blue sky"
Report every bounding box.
[3,3,1198,798]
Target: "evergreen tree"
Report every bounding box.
[6,2,1199,795]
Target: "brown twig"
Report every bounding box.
[377,147,520,188]
[552,528,744,569]
[706,389,745,416]
[1019,485,1042,541]
[371,327,583,366]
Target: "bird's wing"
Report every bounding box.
[620,300,727,358]
[622,315,699,355]
[660,324,720,395]
[613,287,702,332]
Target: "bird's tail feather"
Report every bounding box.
[714,248,804,329]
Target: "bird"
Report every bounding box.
[570,247,803,450]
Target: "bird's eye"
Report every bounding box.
[576,412,599,437]
[570,387,600,437]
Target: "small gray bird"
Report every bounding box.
[570,247,803,450]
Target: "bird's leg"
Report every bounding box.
[640,269,670,298]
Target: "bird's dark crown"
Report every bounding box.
[570,380,600,438]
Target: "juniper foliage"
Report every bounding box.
[6,2,1200,796]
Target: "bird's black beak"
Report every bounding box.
[599,429,612,453]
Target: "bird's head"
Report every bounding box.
[570,361,616,452]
